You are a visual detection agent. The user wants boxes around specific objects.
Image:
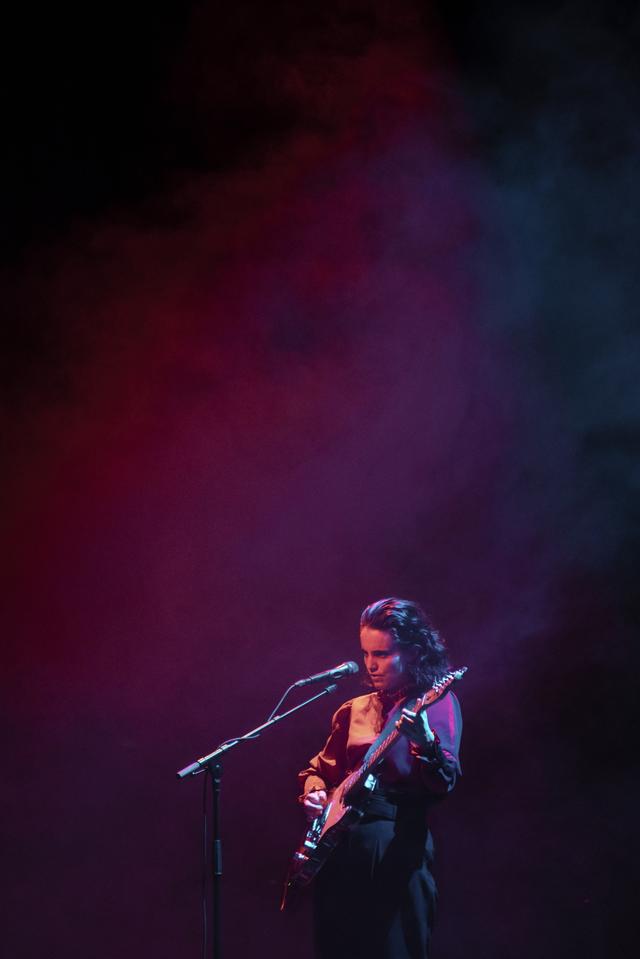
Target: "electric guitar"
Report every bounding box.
[282,667,467,907]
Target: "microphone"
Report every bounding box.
[294,661,359,688]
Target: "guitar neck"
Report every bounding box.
[347,726,403,792]
[342,667,467,800]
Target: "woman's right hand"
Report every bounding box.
[303,789,327,821]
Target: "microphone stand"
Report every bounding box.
[176,682,338,959]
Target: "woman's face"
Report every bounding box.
[360,626,411,692]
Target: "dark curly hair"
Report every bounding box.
[360,597,450,691]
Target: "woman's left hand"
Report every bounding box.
[395,708,435,751]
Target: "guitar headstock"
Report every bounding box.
[417,666,467,710]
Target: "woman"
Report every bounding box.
[298,598,463,959]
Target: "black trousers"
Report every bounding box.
[313,805,437,959]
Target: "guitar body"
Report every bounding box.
[281,666,467,909]
[283,772,378,900]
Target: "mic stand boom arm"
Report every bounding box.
[176,682,338,778]
[175,683,338,959]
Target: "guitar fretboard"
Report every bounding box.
[342,668,466,801]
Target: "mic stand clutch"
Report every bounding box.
[176,683,339,959]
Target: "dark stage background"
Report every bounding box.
[2,2,639,957]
